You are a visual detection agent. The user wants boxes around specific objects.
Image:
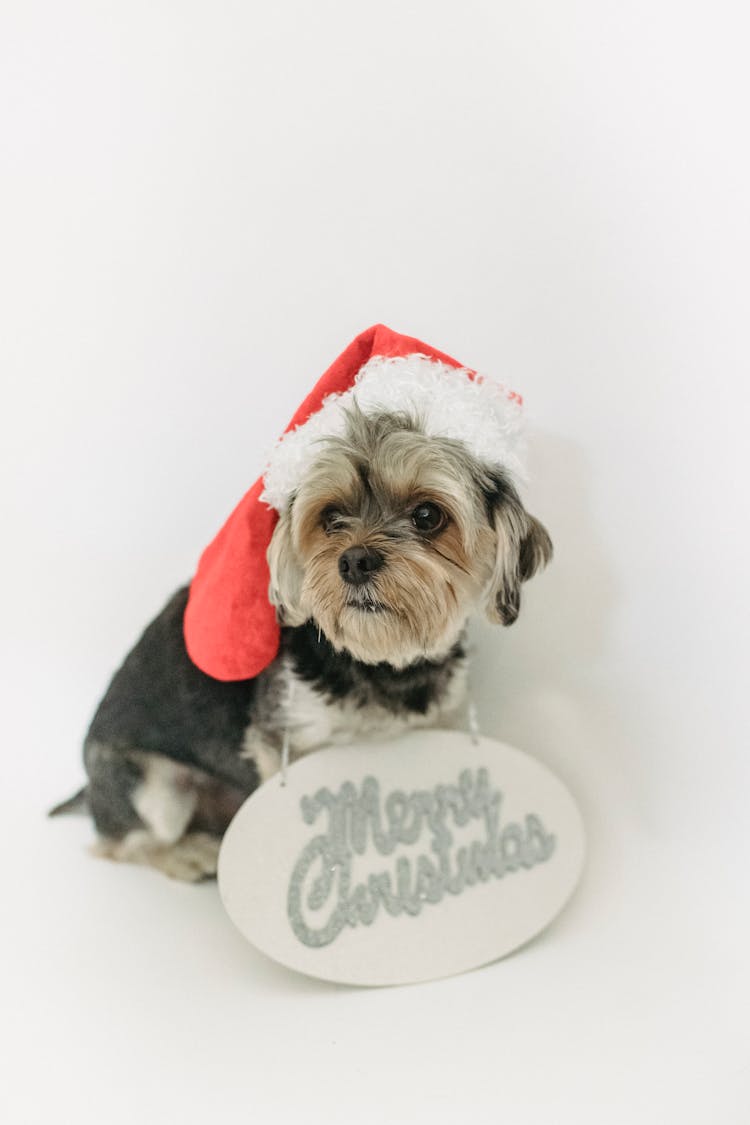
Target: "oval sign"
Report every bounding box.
[218,730,585,986]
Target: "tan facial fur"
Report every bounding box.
[268,410,551,666]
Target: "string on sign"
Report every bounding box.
[467,699,481,745]
[280,675,296,787]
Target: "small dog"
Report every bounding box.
[58,406,551,880]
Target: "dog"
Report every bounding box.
[54,405,551,880]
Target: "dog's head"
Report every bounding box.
[267,408,552,667]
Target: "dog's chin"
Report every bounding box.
[311,599,466,668]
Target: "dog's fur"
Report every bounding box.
[60,410,551,880]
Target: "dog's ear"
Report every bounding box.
[267,502,307,627]
[483,475,553,626]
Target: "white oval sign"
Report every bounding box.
[218,730,585,986]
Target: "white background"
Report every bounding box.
[2,2,749,1122]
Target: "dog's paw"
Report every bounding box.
[157,832,221,882]
[92,829,220,882]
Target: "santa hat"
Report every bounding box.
[184,324,525,681]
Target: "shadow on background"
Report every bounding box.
[467,428,644,842]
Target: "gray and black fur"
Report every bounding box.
[70,586,467,843]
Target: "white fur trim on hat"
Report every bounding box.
[260,355,525,511]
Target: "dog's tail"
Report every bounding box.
[48,786,88,817]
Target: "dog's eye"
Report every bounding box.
[321,507,345,533]
[412,502,446,534]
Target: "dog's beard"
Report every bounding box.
[299,536,486,666]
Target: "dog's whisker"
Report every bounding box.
[429,545,472,577]
[445,580,458,608]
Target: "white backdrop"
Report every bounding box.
[2,2,749,1123]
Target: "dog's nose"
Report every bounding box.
[338,546,385,585]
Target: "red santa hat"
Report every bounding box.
[184,324,525,681]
